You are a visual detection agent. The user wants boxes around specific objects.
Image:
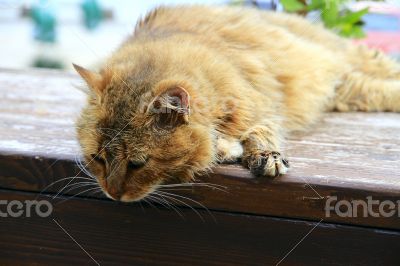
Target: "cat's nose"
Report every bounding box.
[106,187,123,201]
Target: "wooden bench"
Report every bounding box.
[1,68,399,265]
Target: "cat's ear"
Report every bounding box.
[148,86,190,129]
[72,63,103,95]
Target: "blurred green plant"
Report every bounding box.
[280,0,378,38]
[81,0,104,30]
[232,0,384,39]
[32,57,64,69]
[30,1,56,42]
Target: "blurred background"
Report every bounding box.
[0,0,399,72]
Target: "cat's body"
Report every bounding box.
[75,6,400,201]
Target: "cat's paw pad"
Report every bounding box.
[247,151,289,177]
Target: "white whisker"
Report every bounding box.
[55,187,103,205]
[148,193,185,219]
[157,190,216,222]
[62,182,100,195]
[143,198,159,211]
[155,191,206,222]
[37,176,97,200]
[157,182,228,193]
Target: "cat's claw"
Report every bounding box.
[247,151,289,177]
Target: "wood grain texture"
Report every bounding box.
[0,68,400,229]
[1,190,399,266]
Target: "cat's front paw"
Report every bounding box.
[246,151,289,177]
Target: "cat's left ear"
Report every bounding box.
[148,86,190,129]
[73,63,103,96]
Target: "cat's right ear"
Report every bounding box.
[147,86,190,130]
[73,63,103,96]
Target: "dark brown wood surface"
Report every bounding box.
[1,189,399,266]
[1,68,400,230]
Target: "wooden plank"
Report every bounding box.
[1,68,400,229]
[0,189,399,266]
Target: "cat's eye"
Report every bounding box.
[90,154,105,164]
[127,158,148,170]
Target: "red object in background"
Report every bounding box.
[356,32,400,54]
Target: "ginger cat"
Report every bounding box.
[74,5,400,202]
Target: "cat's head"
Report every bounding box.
[73,64,213,202]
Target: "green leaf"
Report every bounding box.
[350,26,366,39]
[338,24,366,39]
[307,0,325,11]
[280,0,306,12]
[321,2,339,28]
[339,7,369,24]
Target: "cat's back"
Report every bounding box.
[135,5,345,53]
[137,5,266,34]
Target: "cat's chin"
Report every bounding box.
[120,193,145,203]
[102,188,151,202]
[102,190,142,202]
[103,191,142,202]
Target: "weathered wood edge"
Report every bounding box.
[1,189,400,266]
[1,153,399,230]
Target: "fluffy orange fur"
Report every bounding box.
[74,5,400,202]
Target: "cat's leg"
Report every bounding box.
[216,136,243,163]
[335,72,400,112]
[239,123,289,177]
